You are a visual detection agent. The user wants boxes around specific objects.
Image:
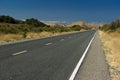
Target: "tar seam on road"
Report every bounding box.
[69,32,96,80]
[12,50,27,56]
[45,43,52,45]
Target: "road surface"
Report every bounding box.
[0,30,95,80]
[75,31,110,80]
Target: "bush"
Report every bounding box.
[25,18,46,27]
[101,19,120,32]
[71,25,82,31]
[0,15,19,23]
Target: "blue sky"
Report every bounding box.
[0,0,120,23]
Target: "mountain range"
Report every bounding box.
[44,21,101,28]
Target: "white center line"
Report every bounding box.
[12,50,27,56]
[45,43,52,45]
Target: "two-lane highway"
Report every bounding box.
[0,30,96,80]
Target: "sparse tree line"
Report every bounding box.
[100,19,120,32]
[0,15,89,38]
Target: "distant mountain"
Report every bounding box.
[43,21,67,27]
[67,21,85,27]
[67,21,100,28]
[43,20,101,29]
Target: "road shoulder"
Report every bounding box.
[75,31,110,80]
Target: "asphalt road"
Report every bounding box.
[75,31,110,80]
[0,30,96,80]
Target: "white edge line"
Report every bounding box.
[69,32,96,80]
[12,50,27,56]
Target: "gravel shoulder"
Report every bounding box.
[75,31,110,80]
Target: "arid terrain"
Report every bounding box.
[99,31,120,80]
[0,31,83,44]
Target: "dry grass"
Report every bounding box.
[0,34,23,44]
[0,31,80,44]
[26,31,80,39]
[27,32,53,39]
[99,31,120,80]
[0,32,54,44]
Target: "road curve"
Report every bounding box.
[0,30,96,80]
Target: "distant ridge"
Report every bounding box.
[44,21,101,28]
[67,21,100,28]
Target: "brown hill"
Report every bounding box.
[67,21,100,28]
[44,21,100,29]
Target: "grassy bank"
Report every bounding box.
[0,16,91,44]
[0,20,88,44]
[0,31,84,44]
[99,31,120,80]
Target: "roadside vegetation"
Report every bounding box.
[0,15,90,44]
[99,19,120,80]
[100,19,120,32]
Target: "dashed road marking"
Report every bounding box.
[45,43,52,45]
[60,39,65,41]
[12,50,27,56]
[68,37,72,38]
